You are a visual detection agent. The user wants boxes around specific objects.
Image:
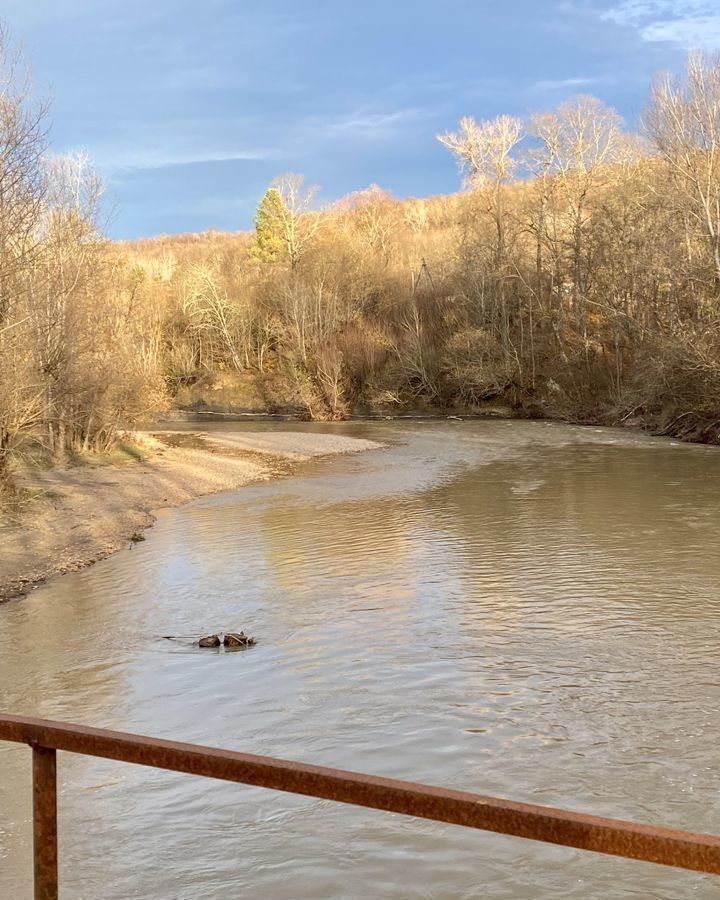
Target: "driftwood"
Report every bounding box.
[192,632,257,648]
[223,632,256,648]
[198,634,221,648]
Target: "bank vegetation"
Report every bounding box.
[3,29,720,487]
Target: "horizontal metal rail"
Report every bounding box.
[1,713,719,900]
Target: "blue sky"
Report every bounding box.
[5,0,717,238]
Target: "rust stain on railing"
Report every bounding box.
[1,713,719,900]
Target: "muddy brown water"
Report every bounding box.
[1,420,720,899]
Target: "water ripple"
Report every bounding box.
[1,421,719,898]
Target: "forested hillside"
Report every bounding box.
[3,33,720,483]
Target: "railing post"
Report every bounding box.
[32,745,58,900]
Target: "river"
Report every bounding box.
[1,420,719,899]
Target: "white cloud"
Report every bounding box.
[602,1,709,25]
[641,16,720,46]
[602,0,720,48]
[602,1,665,26]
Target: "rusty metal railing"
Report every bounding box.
[1,713,719,899]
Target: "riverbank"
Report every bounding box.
[167,391,720,448]
[0,430,380,602]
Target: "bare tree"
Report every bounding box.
[185,264,254,372]
[644,50,720,285]
[438,115,523,264]
[0,24,48,478]
[0,23,48,321]
[271,173,322,271]
[28,151,105,456]
[438,115,523,188]
[531,96,625,336]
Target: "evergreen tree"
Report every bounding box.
[250,188,286,264]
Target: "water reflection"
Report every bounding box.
[1,421,720,898]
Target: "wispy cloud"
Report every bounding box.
[94,148,275,173]
[321,107,428,140]
[602,0,720,48]
[641,16,720,47]
[98,107,426,174]
[529,76,607,93]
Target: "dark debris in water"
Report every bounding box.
[161,632,258,650]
